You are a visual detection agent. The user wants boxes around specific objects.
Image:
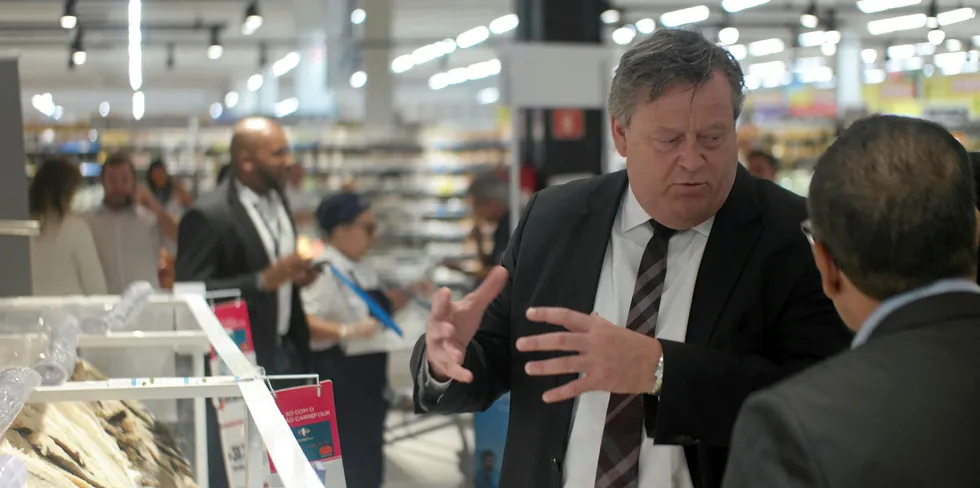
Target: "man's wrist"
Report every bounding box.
[650,353,664,395]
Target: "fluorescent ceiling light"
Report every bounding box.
[209,102,223,119]
[477,87,500,105]
[53,105,64,120]
[489,14,519,34]
[128,0,142,91]
[247,73,264,91]
[748,60,786,76]
[721,0,770,13]
[72,50,87,65]
[868,13,926,35]
[938,8,975,26]
[428,59,501,90]
[886,44,917,59]
[916,42,936,55]
[935,51,967,67]
[391,55,414,73]
[927,29,946,45]
[132,91,144,120]
[350,8,366,25]
[660,5,710,27]
[748,38,784,57]
[798,66,833,84]
[727,44,748,60]
[61,15,77,29]
[947,39,963,51]
[601,9,621,24]
[457,26,490,49]
[99,101,110,117]
[821,43,837,56]
[428,73,449,90]
[225,91,239,108]
[856,0,921,14]
[349,70,367,88]
[718,27,739,45]
[272,52,300,77]
[861,48,878,64]
[798,30,828,47]
[864,69,886,84]
[207,45,223,60]
[635,18,656,34]
[612,26,636,45]
[274,97,299,118]
[32,93,56,117]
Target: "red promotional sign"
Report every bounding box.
[269,381,343,474]
[551,108,585,140]
[210,301,255,359]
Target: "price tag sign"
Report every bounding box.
[269,381,343,474]
[218,401,248,488]
[209,301,257,408]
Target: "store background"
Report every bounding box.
[5,0,980,487]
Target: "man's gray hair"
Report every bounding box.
[467,174,509,203]
[609,29,746,126]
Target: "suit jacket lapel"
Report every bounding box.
[687,165,763,347]
[226,179,272,271]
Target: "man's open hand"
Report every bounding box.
[516,307,661,403]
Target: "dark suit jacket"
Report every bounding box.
[724,291,980,488]
[410,166,852,488]
[174,178,312,372]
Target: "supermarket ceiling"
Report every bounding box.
[3,0,980,118]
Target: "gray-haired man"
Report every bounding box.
[410,29,851,488]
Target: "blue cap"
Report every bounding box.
[316,192,369,233]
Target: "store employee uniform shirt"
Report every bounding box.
[236,182,296,337]
[85,204,165,293]
[301,244,379,351]
[424,187,713,488]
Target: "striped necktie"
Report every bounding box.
[595,220,675,488]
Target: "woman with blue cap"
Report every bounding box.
[301,191,407,488]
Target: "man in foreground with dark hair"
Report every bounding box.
[724,115,980,488]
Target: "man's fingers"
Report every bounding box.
[542,377,593,404]
[430,287,453,319]
[467,266,509,309]
[427,320,456,341]
[515,333,588,353]
[524,355,586,377]
[440,362,474,384]
[526,307,596,332]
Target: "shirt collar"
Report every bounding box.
[321,244,356,275]
[620,184,714,236]
[236,179,279,206]
[852,278,980,349]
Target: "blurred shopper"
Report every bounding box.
[29,157,107,296]
[175,117,318,488]
[284,163,317,229]
[971,152,980,281]
[302,192,415,488]
[724,115,980,487]
[85,153,178,293]
[444,174,512,281]
[411,29,851,488]
[147,159,194,214]
[216,163,232,184]
[745,150,778,181]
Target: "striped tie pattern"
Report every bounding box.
[595,220,675,488]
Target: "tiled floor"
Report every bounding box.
[383,410,473,488]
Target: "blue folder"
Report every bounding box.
[327,264,404,337]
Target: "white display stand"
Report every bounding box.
[0,294,342,488]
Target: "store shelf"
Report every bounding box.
[28,376,246,403]
[77,330,210,352]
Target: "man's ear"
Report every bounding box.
[811,242,842,300]
[610,115,628,157]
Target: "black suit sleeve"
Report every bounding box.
[410,194,538,414]
[650,240,850,446]
[723,391,824,488]
[175,208,261,294]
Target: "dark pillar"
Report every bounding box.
[515,0,605,187]
[0,56,32,296]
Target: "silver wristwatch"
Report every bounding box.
[650,354,664,395]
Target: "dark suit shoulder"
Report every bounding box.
[753,320,980,487]
[531,171,624,206]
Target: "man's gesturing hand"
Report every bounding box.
[516,307,662,404]
[425,266,509,384]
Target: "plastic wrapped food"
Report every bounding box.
[0,367,41,436]
[33,314,79,386]
[79,281,155,334]
[0,454,27,488]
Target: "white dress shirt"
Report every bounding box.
[301,244,380,352]
[237,182,296,336]
[422,184,713,488]
[562,185,712,488]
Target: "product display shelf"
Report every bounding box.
[0,294,332,488]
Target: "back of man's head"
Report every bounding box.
[467,174,509,204]
[809,115,977,301]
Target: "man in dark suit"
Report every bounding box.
[410,29,852,488]
[175,117,318,488]
[724,115,980,488]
